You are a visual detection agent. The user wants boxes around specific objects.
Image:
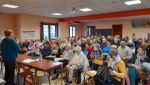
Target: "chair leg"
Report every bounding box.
[23,77,26,85]
[84,73,85,84]
[1,62,3,76]
[16,69,20,85]
[92,78,94,85]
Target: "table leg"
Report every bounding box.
[48,71,51,85]
[61,64,63,85]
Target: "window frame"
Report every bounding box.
[69,26,76,37]
[40,22,58,41]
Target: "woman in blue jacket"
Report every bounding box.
[1,29,21,85]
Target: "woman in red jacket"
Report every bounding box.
[84,42,92,60]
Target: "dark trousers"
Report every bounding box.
[3,60,16,85]
[53,59,69,74]
[95,76,120,85]
[58,59,69,67]
[89,60,99,71]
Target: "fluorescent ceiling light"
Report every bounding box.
[2,4,19,8]
[79,8,92,12]
[124,0,141,5]
[52,13,63,16]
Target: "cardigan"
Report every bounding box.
[1,38,20,60]
[110,59,126,82]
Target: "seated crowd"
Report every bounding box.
[17,35,150,85]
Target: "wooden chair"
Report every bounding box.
[16,63,26,85]
[16,63,35,85]
[84,59,103,85]
[32,75,50,85]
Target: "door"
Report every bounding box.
[112,24,123,38]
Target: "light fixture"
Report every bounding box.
[2,4,19,8]
[124,0,141,5]
[52,13,63,16]
[70,7,77,13]
[79,8,92,12]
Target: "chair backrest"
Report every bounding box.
[83,50,88,57]
[16,63,23,69]
[23,69,31,75]
[93,58,103,65]
[32,75,49,84]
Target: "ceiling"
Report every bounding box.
[0,0,150,18]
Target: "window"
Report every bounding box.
[86,26,95,36]
[41,22,58,40]
[86,27,91,36]
[69,26,76,37]
[43,25,49,39]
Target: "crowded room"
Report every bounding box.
[0,0,150,85]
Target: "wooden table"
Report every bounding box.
[16,54,63,85]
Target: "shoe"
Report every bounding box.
[65,81,72,85]
[64,78,68,82]
[51,74,58,80]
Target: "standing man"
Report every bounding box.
[1,29,21,85]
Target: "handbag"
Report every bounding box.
[95,62,113,83]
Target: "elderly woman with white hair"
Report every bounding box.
[65,46,85,85]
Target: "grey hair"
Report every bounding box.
[109,48,118,56]
[77,40,81,45]
[142,62,150,74]
[74,46,81,52]
[66,43,71,48]
[111,45,117,49]
[120,41,126,45]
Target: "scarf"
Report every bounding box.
[91,50,101,60]
[135,53,147,66]
[109,55,121,68]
